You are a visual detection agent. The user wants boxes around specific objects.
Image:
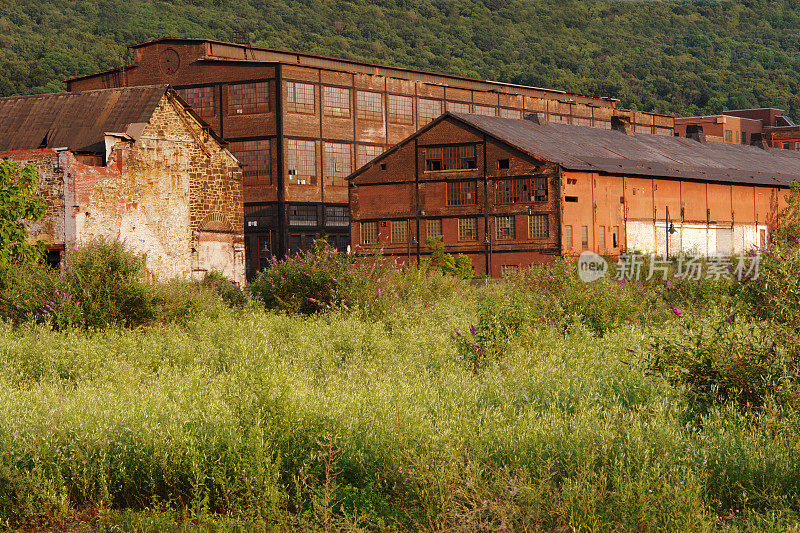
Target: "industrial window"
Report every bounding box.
[176,86,215,117]
[458,218,478,241]
[447,101,471,113]
[565,196,578,203]
[528,214,549,238]
[228,81,269,115]
[724,130,733,142]
[388,94,413,124]
[735,131,740,143]
[325,206,349,227]
[742,132,748,145]
[287,139,316,185]
[495,177,548,204]
[322,86,350,118]
[599,225,606,249]
[361,221,378,244]
[286,82,315,114]
[564,225,573,248]
[501,265,519,277]
[356,91,383,121]
[288,205,318,227]
[425,145,477,172]
[784,141,796,150]
[391,220,409,243]
[356,144,384,168]
[418,98,443,124]
[473,105,496,116]
[498,159,510,169]
[581,226,589,248]
[446,180,477,206]
[612,226,619,247]
[323,142,352,187]
[496,215,516,240]
[426,218,443,239]
[500,108,523,119]
[228,139,271,185]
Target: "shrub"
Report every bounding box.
[735,246,800,329]
[201,270,249,308]
[421,236,474,279]
[648,318,800,413]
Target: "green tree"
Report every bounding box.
[0,161,46,267]
[422,236,474,278]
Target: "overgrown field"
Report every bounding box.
[1,243,800,531]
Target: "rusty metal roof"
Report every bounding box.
[0,85,168,153]
[450,112,800,187]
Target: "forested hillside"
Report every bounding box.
[2,0,800,118]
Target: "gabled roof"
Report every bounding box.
[351,112,800,187]
[0,85,168,153]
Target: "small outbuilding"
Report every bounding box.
[0,85,245,282]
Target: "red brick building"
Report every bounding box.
[65,38,674,277]
[349,113,797,277]
[676,108,800,149]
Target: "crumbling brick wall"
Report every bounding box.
[74,92,244,282]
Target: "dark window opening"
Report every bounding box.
[46,249,61,269]
[425,145,477,172]
[498,159,510,169]
[245,204,278,229]
[380,163,387,170]
[446,180,477,206]
[565,196,579,203]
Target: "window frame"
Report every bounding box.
[361,221,379,244]
[286,138,317,185]
[528,213,549,239]
[387,94,414,124]
[495,215,516,240]
[228,139,271,185]
[323,141,352,187]
[322,85,351,118]
[391,220,410,243]
[495,176,548,204]
[356,90,384,122]
[458,217,478,241]
[424,144,478,173]
[176,85,216,117]
[286,81,315,114]
[426,218,443,240]
[446,180,478,206]
[227,81,269,115]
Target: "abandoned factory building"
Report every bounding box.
[348,113,796,278]
[0,85,245,282]
[676,108,800,150]
[65,37,674,277]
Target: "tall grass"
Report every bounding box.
[1,244,800,530]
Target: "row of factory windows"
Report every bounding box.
[445,177,549,206]
[228,139,385,186]
[176,81,590,125]
[360,214,550,244]
[245,204,350,230]
[563,225,620,250]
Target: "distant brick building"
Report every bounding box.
[65,38,674,277]
[0,85,245,282]
[349,113,797,277]
[676,108,800,149]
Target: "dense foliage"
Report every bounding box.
[5,1,800,117]
[0,161,46,268]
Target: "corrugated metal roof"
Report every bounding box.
[450,112,800,187]
[0,85,167,153]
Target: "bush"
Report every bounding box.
[648,318,800,413]
[0,239,232,330]
[421,236,474,279]
[735,246,800,329]
[201,270,249,308]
